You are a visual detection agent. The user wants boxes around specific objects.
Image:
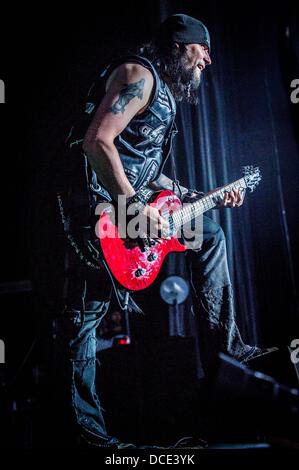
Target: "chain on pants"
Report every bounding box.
[186,215,256,374]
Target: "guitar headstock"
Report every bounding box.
[242,165,262,192]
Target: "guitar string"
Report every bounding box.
[171,177,247,230]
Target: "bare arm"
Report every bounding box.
[83,63,154,201]
[83,63,169,235]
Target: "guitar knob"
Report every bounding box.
[135,268,146,277]
[147,252,158,262]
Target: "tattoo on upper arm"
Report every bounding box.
[110,78,145,114]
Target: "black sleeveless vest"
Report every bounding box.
[66,55,177,225]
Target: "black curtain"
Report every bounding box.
[155,1,299,349]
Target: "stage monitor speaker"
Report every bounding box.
[245,346,299,389]
[211,353,299,444]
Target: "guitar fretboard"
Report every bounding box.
[171,177,247,228]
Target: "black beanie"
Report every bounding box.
[156,14,211,52]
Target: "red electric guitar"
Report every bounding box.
[98,166,261,291]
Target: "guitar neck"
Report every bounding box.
[172,177,247,227]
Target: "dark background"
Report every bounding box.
[0,0,299,448]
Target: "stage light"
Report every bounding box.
[160,275,189,306]
[113,335,131,346]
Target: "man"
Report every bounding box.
[56,14,271,448]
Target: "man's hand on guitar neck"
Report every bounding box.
[184,186,246,208]
[218,187,246,208]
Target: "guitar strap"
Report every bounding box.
[169,148,183,198]
[162,118,182,199]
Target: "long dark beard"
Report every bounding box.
[132,42,200,104]
[163,50,200,104]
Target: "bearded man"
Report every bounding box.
[56,14,272,448]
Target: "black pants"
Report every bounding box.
[54,215,256,443]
